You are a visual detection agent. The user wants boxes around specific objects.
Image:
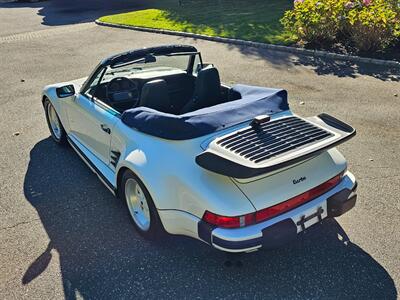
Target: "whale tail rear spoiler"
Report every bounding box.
[196,113,356,179]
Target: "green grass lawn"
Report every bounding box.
[99,0,295,45]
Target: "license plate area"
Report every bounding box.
[296,206,324,231]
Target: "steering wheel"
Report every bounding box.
[106,77,139,105]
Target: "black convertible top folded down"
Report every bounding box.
[121,84,289,140]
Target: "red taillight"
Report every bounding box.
[202,173,343,229]
[202,211,255,228]
[255,174,342,223]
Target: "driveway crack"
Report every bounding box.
[0,218,41,231]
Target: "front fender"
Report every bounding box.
[42,78,87,129]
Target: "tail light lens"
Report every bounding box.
[202,172,343,229]
[202,211,255,228]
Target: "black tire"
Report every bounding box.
[121,170,164,239]
[44,98,67,145]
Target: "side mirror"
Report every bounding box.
[56,85,75,98]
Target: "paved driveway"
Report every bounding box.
[0,0,150,36]
[0,3,399,299]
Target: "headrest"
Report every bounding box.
[139,79,172,113]
[194,66,221,102]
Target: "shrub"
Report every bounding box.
[281,0,400,52]
[344,0,400,52]
[280,0,345,45]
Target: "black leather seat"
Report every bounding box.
[139,79,172,113]
[181,66,221,114]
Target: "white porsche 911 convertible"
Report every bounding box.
[42,45,357,253]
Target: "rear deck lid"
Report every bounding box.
[235,148,347,210]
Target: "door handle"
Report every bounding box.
[100,124,111,134]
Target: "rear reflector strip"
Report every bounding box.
[255,174,342,223]
[202,173,343,229]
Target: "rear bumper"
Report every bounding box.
[198,172,357,253]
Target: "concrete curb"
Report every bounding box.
[95,20,400,69]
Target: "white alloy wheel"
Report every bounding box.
[47,103,62,140]
[125,178,151,231]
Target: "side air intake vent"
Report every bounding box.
[216,116,333,164]
[110,150,121,168]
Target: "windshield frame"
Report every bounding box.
[80,52,203,95]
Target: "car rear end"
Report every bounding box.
[196,113,357,252]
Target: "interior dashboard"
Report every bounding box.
[89,69,193,113]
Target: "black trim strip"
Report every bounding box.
[326,186,357,218]
[261,219,298,249]
[318,113,354,133]
[196,114,356,179]
[198,220,216,245]
[212,235,263,250]
[110,150,121,168]
[67,137,116,193]
[210,219,299,251]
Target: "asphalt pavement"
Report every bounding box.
[0,2,399,299]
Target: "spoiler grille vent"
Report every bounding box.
[216,116,333,164]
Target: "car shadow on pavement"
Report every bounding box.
[23,138,397,299]
[0,0,151,26]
